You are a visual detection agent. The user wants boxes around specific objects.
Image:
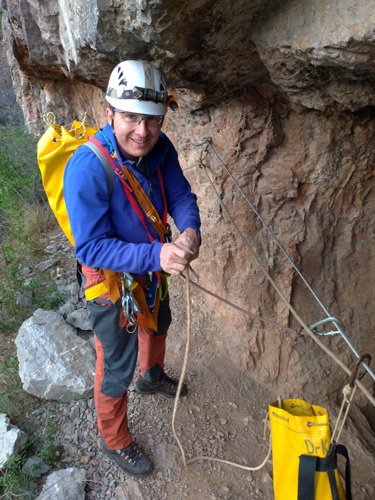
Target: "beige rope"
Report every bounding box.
[171,268,191,466]
[42,112,87,141]
[171,268,272,471]
[69,112,87,139]
[43,112,61,134]
[331,384,357,444]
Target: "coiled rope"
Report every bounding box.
[171,268,272,471]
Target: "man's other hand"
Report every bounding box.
[174,228,200,263]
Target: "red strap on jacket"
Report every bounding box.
[157,167,168,227]
[88,136,167,244]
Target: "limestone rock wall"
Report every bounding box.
[1,0,374,408]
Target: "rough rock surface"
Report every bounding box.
[1,0,374,433]
[65,309,92,331]
[0,413,28,467]
[36,467,86,500]
[15,309,96,401]
[252,0,375,112]
[22,456,51,478]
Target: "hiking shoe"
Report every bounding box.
[100,438,152,477]
[135,370,188,399]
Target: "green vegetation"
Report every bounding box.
[0,119,64,497]
[37,407,58,466]
[0,445,35,500]
[0,119,60,332]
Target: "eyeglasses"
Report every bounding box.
[112,109,163,126]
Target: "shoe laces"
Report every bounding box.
[118,442,141,464]
[159,371,178,388]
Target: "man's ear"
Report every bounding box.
[106,107,113,124]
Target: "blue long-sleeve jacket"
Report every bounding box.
[63,123,200,276]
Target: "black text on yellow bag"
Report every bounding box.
[269,399,350,499]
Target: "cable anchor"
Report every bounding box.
[348,353,371,387]
[330,353,372,445]
[198,138,211,170]
[309,317,346,336]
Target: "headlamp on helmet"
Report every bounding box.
[105,60,178,116]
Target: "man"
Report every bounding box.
[63,60,201,476]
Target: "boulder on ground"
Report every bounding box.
[15,309,96,402]
[36,467,86,500]
[0,413,28,467]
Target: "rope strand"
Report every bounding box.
[172,268,272,471]
[181,275,302,336]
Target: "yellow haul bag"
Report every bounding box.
[37,116,98,245]
[269,399,346,500]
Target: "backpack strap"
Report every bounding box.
[156,166,168,227]
[88,136,169,243]
[298,455,318,500]
[298,443,352,500]
[113,159,169,242]
[81,141,115,197]
[335,444,352,500]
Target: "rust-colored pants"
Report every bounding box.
[81,265,171,449]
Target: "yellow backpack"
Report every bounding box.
[37,113,114,245]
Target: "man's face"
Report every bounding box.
[106,108,162,161]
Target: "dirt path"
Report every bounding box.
[30,259,276,499]
[28,231,373,499]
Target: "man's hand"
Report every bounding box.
[160,228,200,275]
[160,242,194,275]
[174,228,200,263]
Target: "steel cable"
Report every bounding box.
[179,139,374,404]
[205,141,374,384]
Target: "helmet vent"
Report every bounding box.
[117,67,124,81]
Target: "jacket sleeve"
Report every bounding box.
[160,141,201,236]
[63,146,163,274]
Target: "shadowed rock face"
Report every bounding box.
[0,19,22,123]
[1,0,374,407]
[252,0,375,112]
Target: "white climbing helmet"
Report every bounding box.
[106,60,168,116]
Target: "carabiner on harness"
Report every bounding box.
[121,293,136,325]
[146,272,159,313]
[121,273,141,327]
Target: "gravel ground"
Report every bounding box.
[30,365,275,499]
[28,231,276,498]
[27,231,373,499]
